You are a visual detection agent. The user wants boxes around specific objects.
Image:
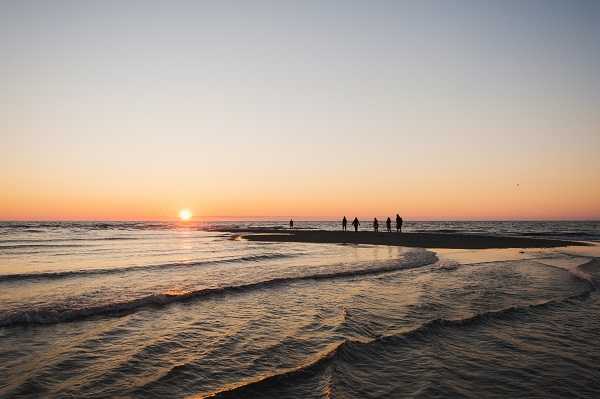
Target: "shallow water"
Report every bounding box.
[0,221,599,398]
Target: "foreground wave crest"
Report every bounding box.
[198,283,595,399]
[0,250,438,328]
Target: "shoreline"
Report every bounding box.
[221,229,591,249]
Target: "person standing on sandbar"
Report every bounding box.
[373,218,379,232]
[386,217,392,232]
[289,219,294,229]
[396,214,403,232]
[352,217,360,232]
[342,216,347,231]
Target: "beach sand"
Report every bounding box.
[224,229,589,249]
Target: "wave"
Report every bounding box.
[518,231,596,238]
[0,237,140,244]
[534,258,599,290]
[0,253,295,283]
[197,285,595,398]
[413,229,460,233]
[0,222,204,231]
[196,341,343,399]
[0,252,437,328]
[0,244,91,251]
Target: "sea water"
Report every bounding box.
[0,221,599,398]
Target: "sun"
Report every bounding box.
[178,209,192,221]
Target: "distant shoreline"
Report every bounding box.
[220,229,591,249]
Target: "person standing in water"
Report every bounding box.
[386,217,392,232]
[289,219,294,229]
[342,216,348,231]
[352,217,360,232]
[373,218,379,232]
[396,214,403,232]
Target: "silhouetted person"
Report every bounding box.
[352,217,360,232]
[396,214,403,232]
[342,216,348,231]
[386,217,392,232]
[289,219,294,229]
[373,218,379,232]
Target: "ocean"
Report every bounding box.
[1,221,599,398]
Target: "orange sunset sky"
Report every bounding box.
[2,2,599,221]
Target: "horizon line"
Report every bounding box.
[1,218,599,223]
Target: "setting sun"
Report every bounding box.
[179,209,192,221]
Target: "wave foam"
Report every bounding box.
[0,251,438,328]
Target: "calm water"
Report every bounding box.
[0,221,599,398]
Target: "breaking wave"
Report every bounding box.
[198,284,594,399]
[0,251,437,328]
[0,253,296,283]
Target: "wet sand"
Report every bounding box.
[224,229,589,249]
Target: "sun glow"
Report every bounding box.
[179,209,192,221]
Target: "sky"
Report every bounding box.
[1,0,599,221]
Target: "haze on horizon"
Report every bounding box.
[2,1,599,221]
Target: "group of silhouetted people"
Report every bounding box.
[342,215,403,232]
[289,215,403,232]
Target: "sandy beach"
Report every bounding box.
[225,229,589,249]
